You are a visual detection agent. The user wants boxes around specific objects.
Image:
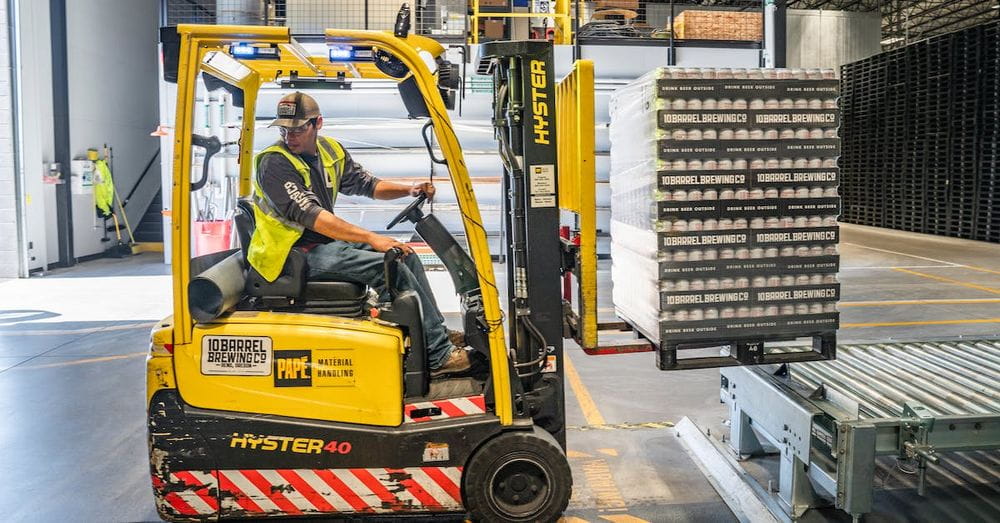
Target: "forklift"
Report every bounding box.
[149,9,587,521]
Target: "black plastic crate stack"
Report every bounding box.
[609,67,840,370]
[980,23,1000,242]
[839,54,885,226]
[883,47,911,231]
[840,21,1000,242]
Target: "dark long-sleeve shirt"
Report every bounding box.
[256,145,380,245]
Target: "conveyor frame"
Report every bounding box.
[719,340,1000,521]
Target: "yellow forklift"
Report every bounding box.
[148,7,594,521]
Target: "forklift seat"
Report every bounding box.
[233,199,367,306]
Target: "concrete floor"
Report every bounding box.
[1,223,999,522]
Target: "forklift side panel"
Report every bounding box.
[173,313,405,426]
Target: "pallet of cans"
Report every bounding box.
[609,66,840,370]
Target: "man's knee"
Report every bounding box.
[403,253,424,271]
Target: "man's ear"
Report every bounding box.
[314,116,324,130]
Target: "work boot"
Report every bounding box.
[448,329,466,348]
[431,347,471,378]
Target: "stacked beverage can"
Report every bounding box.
[609,67,841,345]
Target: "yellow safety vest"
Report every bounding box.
[94,159,115,217]
[248,137,346,282]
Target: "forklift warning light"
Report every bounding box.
[229,44,278,59]
[328,47,375,62]
[329,47,353,60]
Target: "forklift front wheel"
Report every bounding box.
[463,428,572,522]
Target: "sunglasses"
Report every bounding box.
[279,120,315,137]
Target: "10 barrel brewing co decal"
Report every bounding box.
[201,336,273,375]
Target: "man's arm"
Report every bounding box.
[258,152,413,254]
[373,179,436,201]
[311,209,414,254]
[338,149,436,201]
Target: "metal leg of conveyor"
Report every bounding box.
[722,366,835,519]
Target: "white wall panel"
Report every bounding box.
[0,0,17,277]
[787,9,881,70]
[66,0,160,258]
[14,0,55,270]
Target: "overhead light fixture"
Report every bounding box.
[880,36,904,45]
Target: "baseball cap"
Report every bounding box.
[269,91,321,128]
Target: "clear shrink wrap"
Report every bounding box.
[610,67,841,345]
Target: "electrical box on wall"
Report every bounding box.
[70,159,94,195]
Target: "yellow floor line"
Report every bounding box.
[600,515,651,522]
[15,352,147,369]
[892,268,1000,296]
[581,459,628,510]
[842,318,1000,328]
[564,352,607,426]
[842,241,1000,276]
[839,298,1000,307]
[958,264,1000,277]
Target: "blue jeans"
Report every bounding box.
[303,240,452,368]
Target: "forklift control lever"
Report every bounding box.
[385,193,428,230]
[190,134,222,192]
[383,247,405,299]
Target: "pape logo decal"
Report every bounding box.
[274,350,311,387]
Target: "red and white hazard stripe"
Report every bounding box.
[404,395,487,423]
[154,467,464,517]
[151,471,219,517]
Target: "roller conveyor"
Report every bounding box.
[718,340,1000,521]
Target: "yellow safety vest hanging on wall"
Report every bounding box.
[248,137,346,282]
[94,159,115,217]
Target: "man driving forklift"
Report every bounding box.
[250,91,471,377]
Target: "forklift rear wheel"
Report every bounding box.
[464,428,572,522]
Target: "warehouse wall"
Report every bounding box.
[0,0,16,278]
[65,0,160,258]
[787,9,880,70]
[14,0,56,270]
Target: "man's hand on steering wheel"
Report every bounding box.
[409,181,436,200]
[368,233,414,256]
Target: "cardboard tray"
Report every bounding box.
[657,168,839,190]
[656,197,840,219]
[658,139,841,160]
[657,255,840,279]
[658,312,840,341]
[659,283,840,310]
[658,109,840,130]
[657,226,840,250]
[656,79,840,100]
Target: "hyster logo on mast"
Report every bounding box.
[530,60,550,145]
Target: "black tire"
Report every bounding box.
[463,428,572,522]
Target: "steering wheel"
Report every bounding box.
[386,192,428,230]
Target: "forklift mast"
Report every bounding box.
[479,41,566,447]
